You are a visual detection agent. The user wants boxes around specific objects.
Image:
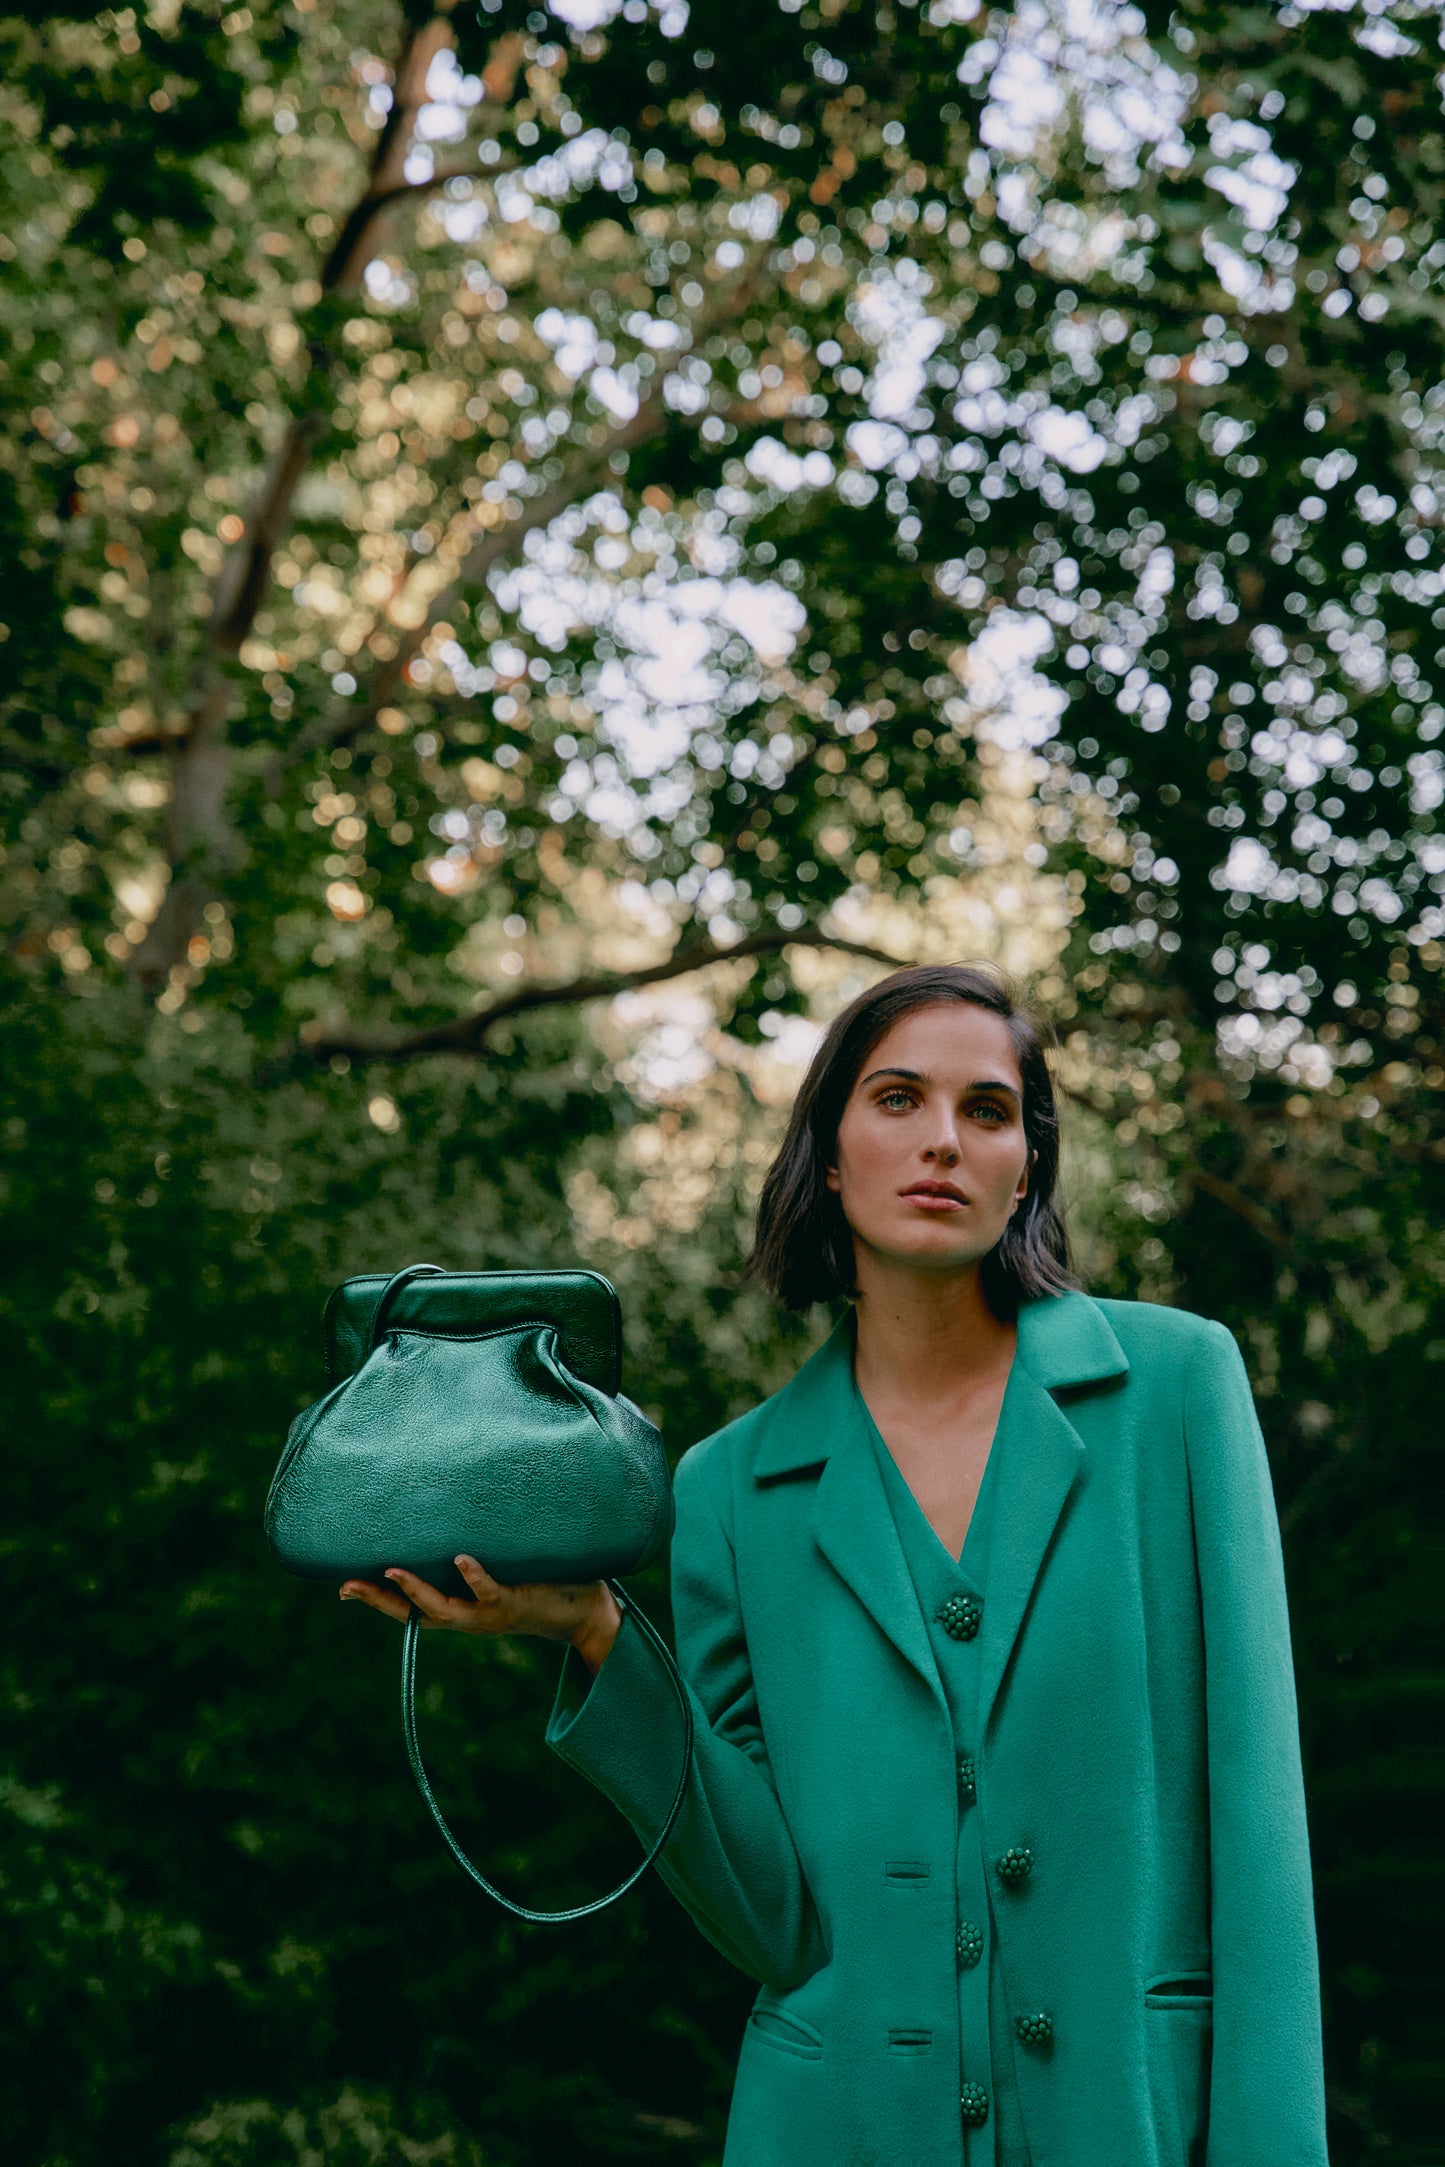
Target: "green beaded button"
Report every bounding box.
[956,1920,984,1969]
[1016,2012,1054,2046]
[957,1753,977,1805]
[959,2082,990,2128]
[996,1844,1034,1887]
[937,1593,982,1641]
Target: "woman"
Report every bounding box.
[343,964,1328,2166]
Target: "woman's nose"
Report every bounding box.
[925,1131,960,1165]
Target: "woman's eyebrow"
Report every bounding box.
[858,1066,1021,1103]
[859,1065,925,1088]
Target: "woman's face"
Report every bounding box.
[825,1002,1033,1279]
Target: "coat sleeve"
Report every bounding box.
[1183,1321,1328,2167]
[545,1445,824,1992]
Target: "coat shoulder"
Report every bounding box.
[673,1337,831,1514]
[1090,1294,1235,1375]
[675,1392,783,1501]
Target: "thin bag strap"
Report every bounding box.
[400,1581,695,1922]
[368,1262,446,1353]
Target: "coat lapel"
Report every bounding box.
[975,1291,1129,1735]
[811,1401,944,1705]
[973,1361,1084,1737]
[755,1315,942,1701]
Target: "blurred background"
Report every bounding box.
[1,0,1438,2160]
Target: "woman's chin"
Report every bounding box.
[859,1223,998,1275]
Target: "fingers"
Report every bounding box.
[339,1562,513,1634]
[455,1553,506,1601]
[383,1566,467,1624]
[339,1579,413,1625]
[338,1573,464,1629]
[338,1559,606,1645]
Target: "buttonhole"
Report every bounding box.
[883,1860,931,1886]
[1144,1973,1213,2001]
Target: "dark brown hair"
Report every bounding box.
[748,963,1078,1317]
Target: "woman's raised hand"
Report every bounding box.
[340,1556,621,1674]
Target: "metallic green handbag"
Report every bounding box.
[265,1263,692,1922]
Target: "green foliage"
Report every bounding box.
[168,2088,489,2167]
[0,972,770,2166]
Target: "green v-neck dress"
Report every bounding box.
[863,1391,1033,2167]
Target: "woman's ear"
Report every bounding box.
[825,1162,840,1194]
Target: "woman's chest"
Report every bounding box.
[862,1379,1011,1561]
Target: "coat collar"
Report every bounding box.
[751,1289,1128,1482]
[750,1291,1129,1721]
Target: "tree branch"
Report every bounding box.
[1186,1167,1291,1250]
[299,927,907,1065]
[273,392,675,776]
[209,15,457,659]
[319,13,458,289]
[209,412,328,654]
[275,253,773,775]
[318,161,513,295]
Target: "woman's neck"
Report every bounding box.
[850,1258,1017,1409]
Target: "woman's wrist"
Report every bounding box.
[570,1584,622,1675]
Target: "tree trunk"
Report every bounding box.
[131,12,454,983]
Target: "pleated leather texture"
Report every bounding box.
[324,1269,621,1395]
[266,1320,673,1592]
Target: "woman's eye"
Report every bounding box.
[969,1101,1008,1122]
[877,1089,916,1111]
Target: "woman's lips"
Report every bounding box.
[900,1185,967,1211]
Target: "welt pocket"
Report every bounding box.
[748,2002,824,2061]
[1144,1971,1213,2011]
[886,2028,934,2058]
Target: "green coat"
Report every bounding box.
[548,1291,1327,2166]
